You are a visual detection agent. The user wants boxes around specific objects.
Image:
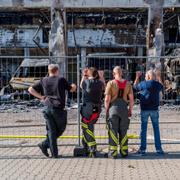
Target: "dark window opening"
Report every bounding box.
[15,66,48,78]
[168,28,180,43]
[42,28,50,43]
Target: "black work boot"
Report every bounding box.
[121,154,128,158]
[38,143,49,157]
[104,151,118,159]
[120,149,128,158]
[82,139,89,157]
[88,151,96,158]
[51,155,58,159]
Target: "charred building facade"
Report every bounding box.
[50,0,180,98]
[0,0,50,56]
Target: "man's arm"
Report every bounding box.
[128,86,134,117]
[155,70,163,85]
[80,76,87,89]
[98,70,106,89]
[155,70,164,103]
[28,87,45,100]
[63,78,76,93]
[134,71,142,86]
[104,94,111,116]
[70,84,77,92]
[104,81,112,113]
[80,68,88,89]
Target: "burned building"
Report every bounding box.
[50,0,180,98]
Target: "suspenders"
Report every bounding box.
[115,79,127,98]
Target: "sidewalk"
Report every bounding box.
[0,144,180,180]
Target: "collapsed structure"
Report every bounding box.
[0,0,180,100]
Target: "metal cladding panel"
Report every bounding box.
[0,0,180,8]
[53,0,180,8]
[57,0,148,8]
[0,0,50,8]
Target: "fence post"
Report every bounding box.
[77,54,81,146]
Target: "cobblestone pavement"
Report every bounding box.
[0,105,180,180]
[0,144,180,180]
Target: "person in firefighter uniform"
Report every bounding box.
[80,67,104,157]
[104,66,134,158]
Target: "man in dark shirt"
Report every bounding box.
[134,70,164,155]
[28,64,76,158]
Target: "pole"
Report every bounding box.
[146,6,151,70]
[77,54,81,146]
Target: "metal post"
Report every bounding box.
[77,54,81,146]
[146,6,151,70]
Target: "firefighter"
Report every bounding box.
[104,66,134,158]
[80,67,104,157]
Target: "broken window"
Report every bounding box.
[14,66,48,78]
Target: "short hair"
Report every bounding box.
[88,67,99,79]
[146,70,156,80]
[113,66,122,75]
[48,64,59,74]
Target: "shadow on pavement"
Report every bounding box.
[1,152,180,160]
[126,151,180,160]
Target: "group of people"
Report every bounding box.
[28,64,164,159]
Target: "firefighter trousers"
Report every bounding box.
[81,121,96,155]
[107,99,130,157]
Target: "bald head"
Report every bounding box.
[48,64,59,76]
[145,70,156,80]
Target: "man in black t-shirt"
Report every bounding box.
[28,64,76,158]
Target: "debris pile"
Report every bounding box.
[160,104,180,112]
[0,100,43,113]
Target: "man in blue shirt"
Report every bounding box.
[134,70,164,155]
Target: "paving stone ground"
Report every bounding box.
[0,105,180,180]
[0,144,180,180]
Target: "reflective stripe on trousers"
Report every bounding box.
[108,121,128,157]
[108,99,129,157]
[82,122,96,152]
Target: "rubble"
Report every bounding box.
[159,104,180,112]
[0,100,43,113]
[0,98,78,113]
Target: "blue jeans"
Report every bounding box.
[140,110,162,151]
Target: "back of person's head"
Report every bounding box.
[48,64,59,75]
[113,66,122,76]
[145,70,156,80]
[88,67,99,79]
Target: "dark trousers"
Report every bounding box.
[107,99,129,157]
[82,121,96,153]
[42,106,67,157]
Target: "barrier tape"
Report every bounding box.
[0,134,139,139]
